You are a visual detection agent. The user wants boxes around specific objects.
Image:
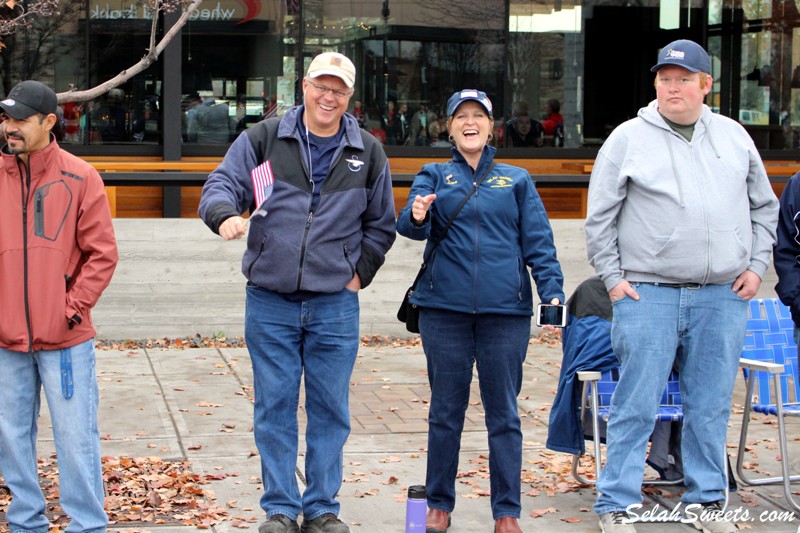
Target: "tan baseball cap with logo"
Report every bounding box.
[306,52,356,89]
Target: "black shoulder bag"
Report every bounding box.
[397,163,495,333]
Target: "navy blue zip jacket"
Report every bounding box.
[774,171,800,326]
[396,145,564,315]
[199,106,396,293]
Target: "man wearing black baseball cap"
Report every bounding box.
[0,80,117,533]
[0,80,59,157]
[585,40,777,533]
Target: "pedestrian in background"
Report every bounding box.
[410,102,437,146]
[0,80,118,532]
[397,101,411,145]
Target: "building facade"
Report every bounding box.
[0,0,796,216]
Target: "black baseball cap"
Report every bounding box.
[0,80,58,119]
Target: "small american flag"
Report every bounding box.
[251,159,274,217]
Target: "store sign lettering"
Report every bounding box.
[90,2,237,20]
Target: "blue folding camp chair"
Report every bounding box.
[572,367,684,485]
[737,298,800,511]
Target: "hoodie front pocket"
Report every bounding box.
[652,227,707,280]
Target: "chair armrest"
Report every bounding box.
[577,370,602,381]
[739,358,784,374]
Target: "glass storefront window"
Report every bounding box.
[0,0,799,153]
[181,0,283,144]
[68,0,162,145]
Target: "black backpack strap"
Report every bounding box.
[246,117,282,167]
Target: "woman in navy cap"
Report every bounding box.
[397,90,565,533]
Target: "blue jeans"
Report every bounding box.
[0,339,107,533]
[594,283,747,515]
[245,285,360,521]
[419,308,531,520]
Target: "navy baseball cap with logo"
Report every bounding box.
[0,80,58,119]
[650,39,711,74]
[447,89,493,117]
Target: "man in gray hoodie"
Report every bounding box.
[585,40,778,533]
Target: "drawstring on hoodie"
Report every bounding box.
[663,129,686,208]
[662,115,721,209]
[704,118,721,159]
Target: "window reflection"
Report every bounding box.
[0,0,798,152]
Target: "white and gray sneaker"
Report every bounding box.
[599,511,638,533]
[691,501,736,533]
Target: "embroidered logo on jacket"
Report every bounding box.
[445,174,458,185]
[346,155,365,172]
[488,176,512,188]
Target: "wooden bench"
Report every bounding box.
[89,157,799,219]
[90,158,220,217]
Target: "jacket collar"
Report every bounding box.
[451,144,496,174]
[2,134,59,179]
[278,105,365,151]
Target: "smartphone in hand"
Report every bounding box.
[536,303,567,328]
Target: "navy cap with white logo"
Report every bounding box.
[651,39,711,74]
[447,89,493,118]
[0,80,58,120]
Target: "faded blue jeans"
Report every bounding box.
[419,308,531,520]
[594,283,747,515]
[245,285,360,521]
[0,339,107,533]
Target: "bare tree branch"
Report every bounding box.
[53,0,203,103]
[0,0,58,35]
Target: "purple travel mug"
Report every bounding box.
[405,485,427,532]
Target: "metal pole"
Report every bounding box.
[382,1,390,105]
[295,0,304,106]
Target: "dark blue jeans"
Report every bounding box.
[419,308,531,519]
[245,285,360,521]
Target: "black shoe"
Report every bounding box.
[300,513,350,533]
[259,514,300,533]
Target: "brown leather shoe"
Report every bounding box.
[426,509,451,533]
[494,517,522,533]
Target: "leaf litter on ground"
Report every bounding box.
[0,455,247,529]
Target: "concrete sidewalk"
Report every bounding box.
[5,219,794,532]
[14,337,799,533]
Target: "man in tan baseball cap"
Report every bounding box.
[198,50,396,533]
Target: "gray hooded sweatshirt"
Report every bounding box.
[585,100,778,291]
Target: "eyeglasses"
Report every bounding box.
[306,79,352,99]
